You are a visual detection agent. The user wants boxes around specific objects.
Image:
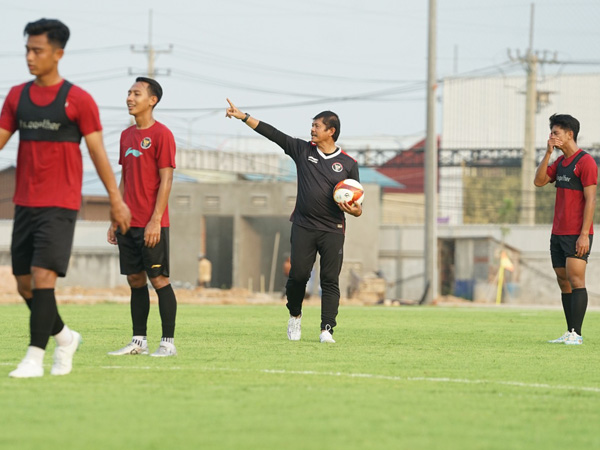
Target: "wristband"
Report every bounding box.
[242,113,250,123]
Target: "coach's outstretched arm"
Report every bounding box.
[225,98,259,129]
[225,98,299,152]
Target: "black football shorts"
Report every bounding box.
[550,233,593,268]
[116,227,170,278]
[11,206,78,277]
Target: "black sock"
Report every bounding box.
[156,284,177,338]
[561,292,573,332]
[24,297,65,336]
[131,285,150,337]
[570,288,588,336]
[29,289,58,349]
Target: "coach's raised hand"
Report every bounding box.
[225,98,244,120]
[226,98,258,129]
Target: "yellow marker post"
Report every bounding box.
[496,251,515,305]
[495,265,505,305]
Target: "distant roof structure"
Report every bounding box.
[242,165,404,189]
[217,134,424,154]
[81,170,198,197]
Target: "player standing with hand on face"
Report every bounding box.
[107,77,178,357]
[534,114,597,345]
[226,99,362,343]
[0,18,131,378]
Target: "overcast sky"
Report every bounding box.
[1,0,599,169]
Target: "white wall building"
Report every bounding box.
[439,73,600,225]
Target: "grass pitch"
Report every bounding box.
[1,303,599,450]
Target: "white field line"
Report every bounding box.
[101,366,182,370]
[259,369,600,393]
[96,365,600,394]
[3,361,599,393]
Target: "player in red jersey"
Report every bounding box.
[534,114,598,345]
[226,99,362,343]
[107,77,178,357]
[0,18,130,378]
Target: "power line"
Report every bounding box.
[172,45,413,84]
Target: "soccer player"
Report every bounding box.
[534,114,597,345]
[225,99,362,343]
[0,18,131,378]
[107,77,178,357]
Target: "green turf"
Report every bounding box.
[1,303,599,450]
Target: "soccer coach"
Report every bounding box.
[226,99,362,344]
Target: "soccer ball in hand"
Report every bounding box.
[333,179,364,206]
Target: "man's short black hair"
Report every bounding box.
[313,111,341,142]
[136,77,163,106]
[549,113,580,142]
[24,18,70,49]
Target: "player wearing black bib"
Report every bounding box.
[0,19,130,378]
[226,99,362,343]
[534,114,597,345]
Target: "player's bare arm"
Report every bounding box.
[0,128,14,150]
[534,133,559,187]
[225,98,259,129]
[145,166,173,248]
[576,184,597,257]
[106,178,125,245]
[85,130,131,233]
[338,201,362,217]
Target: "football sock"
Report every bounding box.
[156,284,177,338]
[161,337,175,344]
[132,336,147,347]
[24,345,45,366]
[570,288,588,336]
[561,292,573,331]
[30,288,58,350]
[53,324,73,347]
[130,285,150,337]
[24,297,65,336]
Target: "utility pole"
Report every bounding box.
[509,3,558,225]
[130,9,173,78]
[424,0,438,303]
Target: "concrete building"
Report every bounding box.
[168,179,381,297]
[0,166,118,221]
[0,178,382,301]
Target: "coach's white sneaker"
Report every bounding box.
[319,327,336,344]
[564,330,583,345]
[287,315,302,341]
[150,341,177,357]
[548,331,570,344]
[51,330,82,376]
[9,358,44,378]
[108,340,148,356]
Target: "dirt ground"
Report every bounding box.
[0,265,284,305]
[0,265,474,306]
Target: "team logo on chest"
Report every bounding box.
[140,137,152,149]
[332,162,343,172]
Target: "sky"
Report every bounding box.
[1,0,599,170]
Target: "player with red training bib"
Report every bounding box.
[107,78,178,358]
[534,114,598,345]
[226,98,362,343]
[0,19,130,378]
